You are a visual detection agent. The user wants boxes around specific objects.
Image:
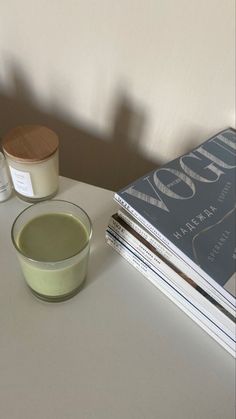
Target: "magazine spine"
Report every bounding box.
[118,209,180,262]
[114,194,235,312]
[108,217,235,335]
[106,233,235,358]
[116,209,235,318]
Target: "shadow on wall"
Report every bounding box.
[0,64,159,191]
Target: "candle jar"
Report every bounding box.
[0,151,12,202]
[11,200,92,302]
[2,125,59,202]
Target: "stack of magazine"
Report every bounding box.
[106,128,236,357]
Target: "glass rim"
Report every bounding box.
[11,199,93,264]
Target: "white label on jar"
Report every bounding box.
[9,166,34,197]
[0,181,10,193]
[0,170,9,192]
[0,168,10,200]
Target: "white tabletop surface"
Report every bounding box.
[0,176,235,419]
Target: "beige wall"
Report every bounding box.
[0,0,235,189]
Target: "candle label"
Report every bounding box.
[0,169,9,192]
[9,166,34,197]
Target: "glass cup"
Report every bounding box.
[11,200,92,302]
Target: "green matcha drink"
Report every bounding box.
[18,213,88,261]
[12,201,92,301]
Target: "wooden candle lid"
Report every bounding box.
[2,125,59,162]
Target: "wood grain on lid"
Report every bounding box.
[2,125,59,162]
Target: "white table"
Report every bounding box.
[0,177,235,419]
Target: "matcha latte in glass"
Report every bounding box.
[11,200,92,302]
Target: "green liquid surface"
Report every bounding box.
[18,213,89,261]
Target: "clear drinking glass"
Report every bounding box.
[11,200,92,302]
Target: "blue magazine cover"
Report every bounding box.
[115,128,236,304]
